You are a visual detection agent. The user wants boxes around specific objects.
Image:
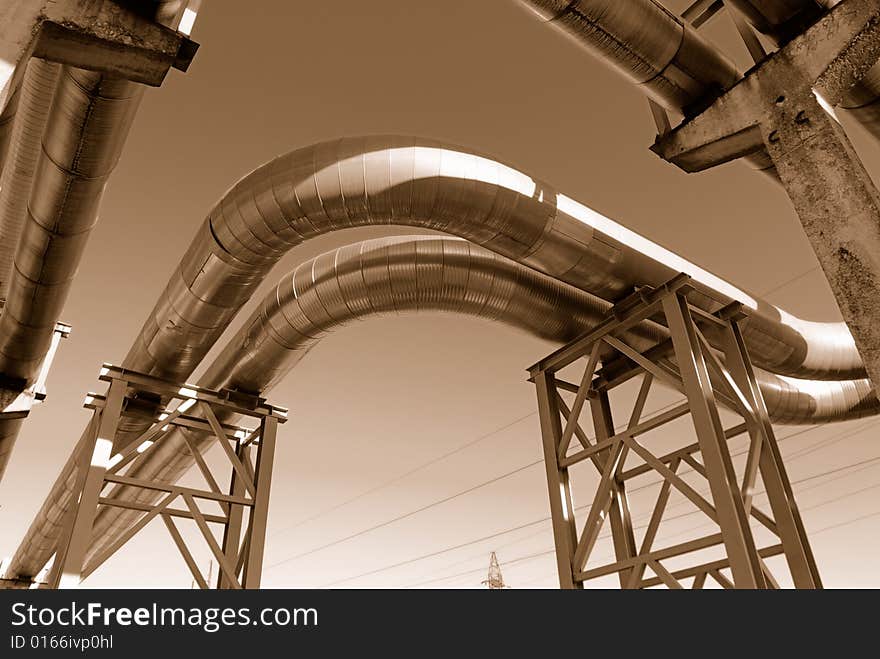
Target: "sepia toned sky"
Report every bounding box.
[2,0,880,588]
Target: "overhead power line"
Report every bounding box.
[267,398,690,572]
[287,418,876,581]
[322,429,880,587]
[269,411,538,539]
[324,436,880,588]
[405,463,880,589]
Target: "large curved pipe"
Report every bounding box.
[127,136,861,382]
[78,236,877,575]
[0,68,142,384]
[7,135,870,578]
[0,80,21,182]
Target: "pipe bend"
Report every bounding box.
[126,135,866,383]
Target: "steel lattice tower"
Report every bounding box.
[482,552,507,589]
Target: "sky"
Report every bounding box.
[2,0,880,588]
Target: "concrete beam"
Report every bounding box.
[652,0,880,391]
[0,0,198,112]
[652,0,880,172]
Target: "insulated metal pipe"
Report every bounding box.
[195,236,879,426]
[80,236,878,574]
[0,59,60,303]
[0,68,142,384]
[0,58,58,481]
[0,0,194,482]
[0,68,141,385]
[0,69,143,482]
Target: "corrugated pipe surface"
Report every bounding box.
[0,68,142,384]
[194,237,879,426]
[81,236,878,573]
[0,0,190,483]
[7,135,872,578]
[126,135,861,382]
[0,59,60,303]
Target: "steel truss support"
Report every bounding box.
[45,364,287,590]
[528,276,821,589]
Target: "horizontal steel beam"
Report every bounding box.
[97,364,288,421]
[97,497,228,525]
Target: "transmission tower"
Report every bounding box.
[482,552,507,589]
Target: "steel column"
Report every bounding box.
[50,379,125,588]
[721,322,821,588]
[662,294,765,588]
[219,440,246,589]
[534,370,580,589]
[241,416,278,589]
[589,391,637,588]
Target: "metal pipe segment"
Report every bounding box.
[0,0,192,482]
[515,1,880,171]
[0,68,142,385]
[0,59,59,480]
[0,67,142,483]
[125,135,862,382]
[81,236,878,574]
[7,134,873,578]
[0,78,22,185]
[516,0,740,112]
[195,236,878,427]
[0,59,60,304]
